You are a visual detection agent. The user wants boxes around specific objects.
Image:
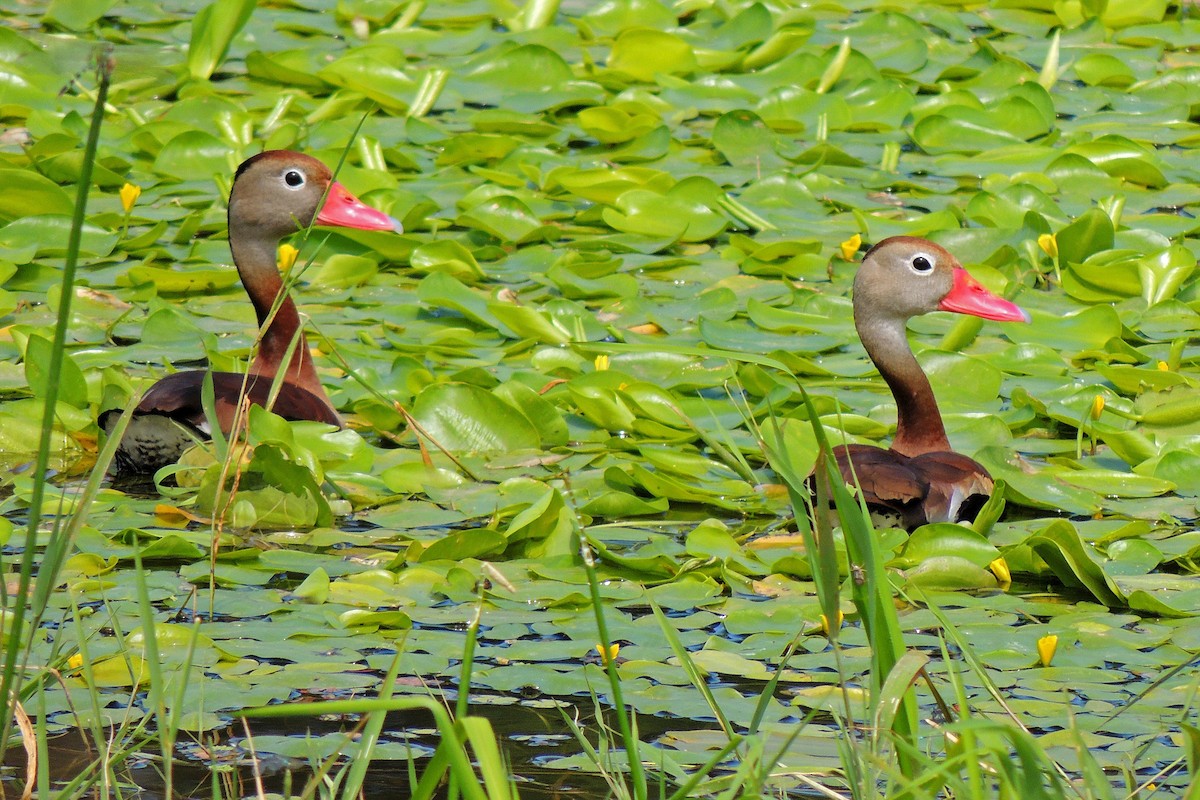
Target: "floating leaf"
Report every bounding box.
[24,334,87,409]
[608,29,698,82]
[893,524,1000,570]
[310,253,378,288]
[712,110,785,169]
[1027,521,1124,607]
[0,170,73,221]
[411,383,541,453]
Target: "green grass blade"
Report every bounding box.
[242,697,492,800]
[0,49,111,752]
[649,601,734,739]
[581,536,647,800]
[340,649,410,799]
[460,716,518,800]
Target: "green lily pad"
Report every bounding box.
[412,383,542,453]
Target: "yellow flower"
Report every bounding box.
[277,244,299,275]
[67,653,84,669]
[594,354,610,371]
[820,609,843,636]
[595,642,619,665]
[1157,361,1169,371]
[1037,634,1058,667]
[1090,394,1105,420]
[1037,233,1058,258]
[839,234,862,261]
[989,557,1011,586]
[119,182,141,214]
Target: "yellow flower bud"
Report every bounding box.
[119,182,141,214]
[595,642,619,665]
[839,234,862,261]
[1090,394,1104,420]
[1037,634,1058,667]
[989,557,1011,586]
[1157,361,1169,371]
[594,354,610,371]
[1037,233,1057,258]
[67,653,84,669]
[277,244,299,275]
[820,609,844,636]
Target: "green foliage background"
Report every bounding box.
[1,0,1200,795]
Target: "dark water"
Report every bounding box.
[4,700,711,799]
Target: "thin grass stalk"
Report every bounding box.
[919,594,1081,797]
[64,594,108,789]
[756,384,886,793]
[446,586,487,800]
[133,548,204,799]
[1065,706,1116,800]
[580,538,647,800]
[60,596,163,799]
[32,402,134,618]
[747,636,800,736]
[825,457,920,784]
[765,384,921,784]
[458,716,518,800]
[648,602,734,739]
[242,697,492,800]
[33,688,48,798]
[661,737,743,800]
[816,444,919,783]
[556,693,614,790]
[0,49,111,752]
[339,650,409,799]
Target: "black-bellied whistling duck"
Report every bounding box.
[104,150,402,474]
[831,236,1029,529]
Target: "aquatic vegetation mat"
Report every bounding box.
[2,0,1200,795]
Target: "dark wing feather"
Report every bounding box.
[103,370,341,474]
[829,445,994,529]
[906,451,993,525]
[832,444,928,529]
[132,370,341,432]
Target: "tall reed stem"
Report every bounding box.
[0,48,111,747]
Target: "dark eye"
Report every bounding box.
[911,255,933,273]
[284,170,305,188]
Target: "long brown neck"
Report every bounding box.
[856,314,950,457]
[228,230,328,401]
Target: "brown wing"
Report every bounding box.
[131,370,342,434]
[829,445,994,529]
[906,451,993,525]
[831,444,928,529]
[102,370,341,474]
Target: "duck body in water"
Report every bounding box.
[103,150,402,474]
[829,236,1029,529]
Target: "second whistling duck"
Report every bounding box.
[831,236,1029,529]
[104,150,403,474]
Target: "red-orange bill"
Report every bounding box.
[316,182,403,233]
[939,268,1029,323]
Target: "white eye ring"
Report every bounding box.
[283,169,306,190]
[909,253,935,274]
